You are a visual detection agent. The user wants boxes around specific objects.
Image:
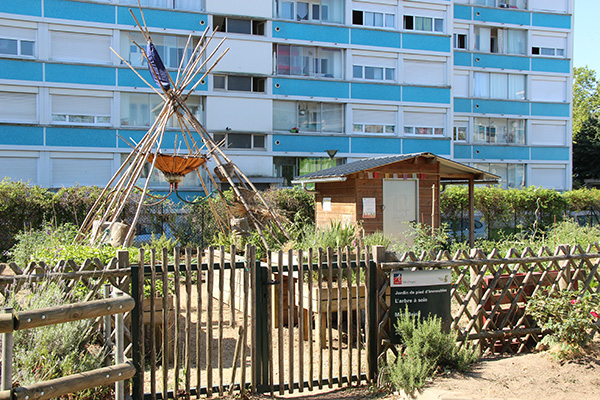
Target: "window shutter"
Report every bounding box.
[0,26,35,40]
[0,92,37,122]
[353,109,396,124]
[353,55,396,68]
[51,31,111,63]
[0,157,38,184]
[530,165,566,190]
[530,122,566,145]
[52,95,111,116]
[404,111,445,127]
[52,158,113,187]
[404,60,445,85]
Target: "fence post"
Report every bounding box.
[469,249,484,353]
[103,285,112,356]
[125,249,143,400]
[115,291,125,400]
[251,247,269,393]
[367,246,385,382]
[1,308,13,391]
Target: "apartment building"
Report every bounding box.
[0,0,573,196]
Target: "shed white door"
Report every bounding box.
[383,179,418,243]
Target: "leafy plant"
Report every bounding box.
[384,308,478,396]
[7,282,111,399]
[527,290,600,357]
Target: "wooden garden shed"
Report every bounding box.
[292,152,498,247]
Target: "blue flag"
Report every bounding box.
[146,41,171,91]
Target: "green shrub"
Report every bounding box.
[390,222,449,256]
[7,282,111,399]
[527,290,600,357]
[385,308,478,396]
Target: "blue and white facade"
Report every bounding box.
[0,0,573,194]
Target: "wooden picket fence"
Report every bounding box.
[2,243,600,399]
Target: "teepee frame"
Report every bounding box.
[76,4,289,250]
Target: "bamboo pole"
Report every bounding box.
[241,244,250,394]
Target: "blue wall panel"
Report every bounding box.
[531,146,570,161]
[46,127,116,148]
[472,145,529,160]
[402,33,449,53]
[0,126,43,146]
[351,137,400,154]
[118,68,182,89]
[117,130,147,148]
[0,1,42,16]
[454,52,471,67]
[273,134,350,153]
[351,83,401,102]
[454,98,471,113]
[350,29,400,48]
[46,64,116,86]
[530,102,570,117]
[403,86,450,104]
[273,78,349,98]
[45,0,115,24]
[117,7,207,31]
[531,58,571,73]
[0,59,42,81]
[532,13,571,29]
[453,145,472,159]
[473,53,530,71]
[274,22,349,44]
[473,100,529,115]
[403,138,451,155]
[473,7,530,25]
[454,5,472,20]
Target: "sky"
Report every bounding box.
[573,0,600,73]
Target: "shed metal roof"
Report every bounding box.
[292,152,499,184]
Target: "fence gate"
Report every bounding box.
[265,247,375,395]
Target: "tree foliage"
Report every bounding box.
[573,117,600,186]
[573,66,600,137]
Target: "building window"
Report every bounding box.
[474,0,527,9]
[275,44,343,79]
[353,108,396,134]
[475,27,526,55]
[274,156,346,186]
[473,72,526,100]
[453,126,467,142]
[404,110,446,137]
[473,118,526,144]
[353,65,395,81]
[454,33,467,49]
[473,163,525,189]
[274,0,344,24]
[213,133,266,149]
[214,16,265,35]
[531,47,565,57]
[273,100,344,133]
[0,91,37,123]
[121,93,204,127]
[213,75,266,93]
[119,0,204,11]
[0,26,36,57]
[352,10,395,28]
[51,94,111,126]
[121,32,199,69]
[403,15,444,33]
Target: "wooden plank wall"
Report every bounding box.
[314,158,441,234]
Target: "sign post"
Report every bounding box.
[389,269,452,344]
